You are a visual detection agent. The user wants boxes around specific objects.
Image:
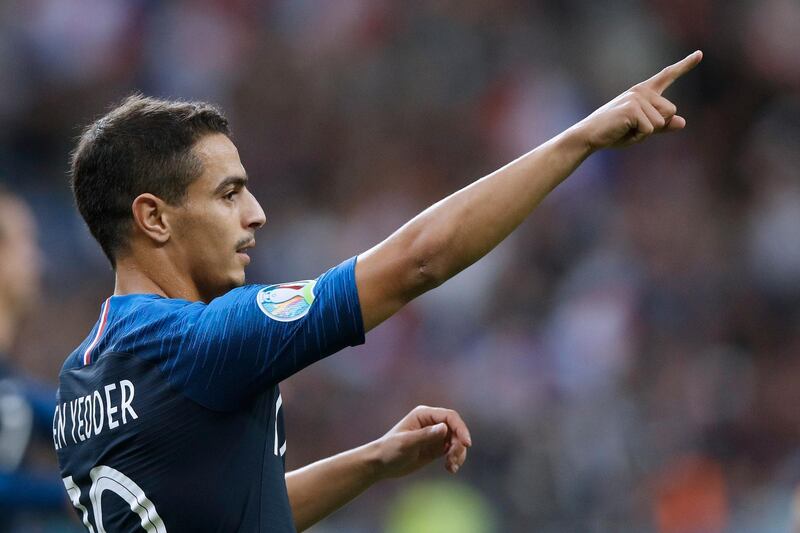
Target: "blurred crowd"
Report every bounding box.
[1,0,799,531]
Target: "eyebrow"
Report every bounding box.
[213,175,248,195]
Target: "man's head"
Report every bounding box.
[0,190,42,320]
[71,95,266,300]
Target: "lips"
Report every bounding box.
[236,239,255,266]
[236,239,255,254]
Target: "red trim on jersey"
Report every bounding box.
[83,298,111,365]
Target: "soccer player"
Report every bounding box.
[55,51,702,531]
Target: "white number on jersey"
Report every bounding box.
[62,465,166,533]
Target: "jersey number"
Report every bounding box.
[274,392,286,457]
[62,466,166,533]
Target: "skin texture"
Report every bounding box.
[110,52,701,531]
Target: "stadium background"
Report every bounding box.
[1,0,799,531]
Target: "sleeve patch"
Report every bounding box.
[256,280,317,322]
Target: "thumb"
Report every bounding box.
[412,422,448,444]
[430,422,448,435]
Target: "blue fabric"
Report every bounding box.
[63,256,364,411]
[0,471,65,508]
[0,361,65,511]
[55,257,364,532]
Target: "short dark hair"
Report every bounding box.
[70,94,230,267]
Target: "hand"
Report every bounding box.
[373,405,472,478]
[573,50,703,151]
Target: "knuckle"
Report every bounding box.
[397,435,413,451]
[657,98,677,115]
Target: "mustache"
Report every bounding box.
[235,237,255,251]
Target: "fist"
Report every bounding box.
[375,405,472,479]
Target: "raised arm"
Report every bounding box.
[285,406,471,532]
[356,51,703,331]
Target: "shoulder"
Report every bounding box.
[61,295,203,373]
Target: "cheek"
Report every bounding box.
[178,210,235,266]
[175,209,217,244]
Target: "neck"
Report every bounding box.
[114,255,202,301]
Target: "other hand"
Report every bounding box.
[374,405,472,478]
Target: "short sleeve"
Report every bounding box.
[164,257,364,410]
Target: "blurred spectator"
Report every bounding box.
[0,189,68,530]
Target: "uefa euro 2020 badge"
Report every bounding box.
[256,279,317,322]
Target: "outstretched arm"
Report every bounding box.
[356,51,703,331]
[285,406,471,532]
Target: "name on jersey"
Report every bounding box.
[52,380,139,450]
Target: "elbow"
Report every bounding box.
[413,257,443,295]
[409,240,449,296]
[390,216,453,300]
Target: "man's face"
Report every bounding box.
[0,197,42,316]
[167,134,266,301]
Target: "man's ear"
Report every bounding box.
[131,193,171,244]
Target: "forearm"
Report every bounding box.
[285,441,382,531]
[404,126,592,284]
[357,126,592,327]
[286,406,471,530]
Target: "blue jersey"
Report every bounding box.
[53,258,364,532]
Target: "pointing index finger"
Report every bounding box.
[643,50,703,94]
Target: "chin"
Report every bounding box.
[201,274,246,302]
[230,269,247,288]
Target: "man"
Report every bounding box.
[55,51,702,531]
[0,190,66,528]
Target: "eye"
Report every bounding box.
[223,190,237,201]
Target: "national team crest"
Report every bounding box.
[256,279,317,322]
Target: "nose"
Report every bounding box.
[244,189,266,230]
